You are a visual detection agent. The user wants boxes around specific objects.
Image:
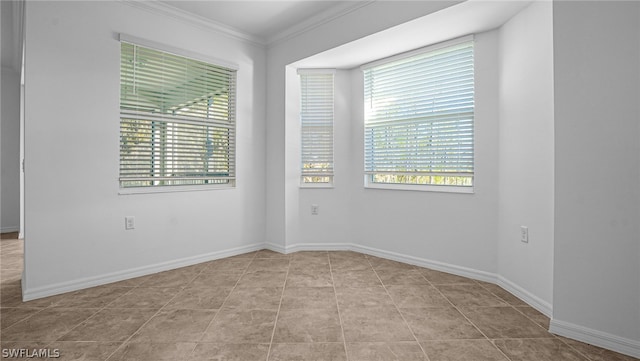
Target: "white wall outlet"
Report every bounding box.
[520,226,528,243]
[311,204,319,215]
[125,216,135,230]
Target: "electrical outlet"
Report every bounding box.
[311,204,319,215]
[520,226,528,243]
[125,216,135,230]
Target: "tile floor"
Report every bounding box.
[1,237,637,361]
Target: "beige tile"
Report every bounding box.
[386,285,450,308]
[2,308,97,341]
[201,309,277,343]
[1,285,67,308]
[281,287,336,310]
[559,337,639,361]
[332,270,382,288]
[236,271,287,288]
[341,307,414,342]
[52,286,131,308]
[329,251,368,260]
[0,307,41,329]
[107,342,197,361]
[269,343,347,361]
[437,284,509,307]
[138,268,201,288]
[201,259,252,274]
[246,258,290,273]
[478,283,528,306]
[285,270,333,287]
[369,257,417,271]
[189,272,242,288]
[335,287,395,309]
[130,309,216,343]
[223,287,282,310]
[419,269,475,285]
[515,306,550,329]
[0,268,22,284]
[273,307,343,343]
[106,287,180,309]
[460,306,550,339]
[165,287,231,310]
[60,308,157,342]
[254,250,289,259]
[190,343,269,361]
[330,258,372,271]
[400,307,483,341]
[48,341,122,361]
[290,251,329,262]
[376,269,429,286]
[347,342,428,361]
[421,339,509,361]
[494,338,588,361]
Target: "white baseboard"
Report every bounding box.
[22,242,264,301]
[497,275,553,318]
[1,226,19,233]
[550,319,640,359]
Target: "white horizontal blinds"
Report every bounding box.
[120,41,236,188]
[300,72,334,184]
[363,39,474,187]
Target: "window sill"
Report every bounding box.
[299,183,334,189]
[364,181,474,194]
[118,183,235,195]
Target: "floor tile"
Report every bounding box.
[201,309,277,343]
[514,306,550,329]
[437,284,509,308]
[335,287,395,309]
[201,258,251,274]
[60,308,157,342]
[0,307,41,330]
[254,250,289,259]
[236,271,287,288]
[268,343,347,361]
[376,269,430,286]
[340,307,414,342]
[130,309,217,343]
[460,306,550,339]
[1,285,67,308]
[332,270,382,288]
[421,339,509,361]
[330,258,372,271]
[47,341,122,361]
[223,287,282,310]
[369,257,417,271]
[400,307,483,341]
[107,342,197,361]
[52,286,131,308]
[419,269,476,285]
[165,287,232,310]
[246,259,290,273]
[285,270,333,287]
[346,342,427,361]
[2,308,98,341]
[494,338,588,361]
[280,287,337,310]
[290,251,329,263]
[273,307,343,343]
[106,287,180,309]
[386,285,450,308]
[138,268,201,288]
[189,272,242,288]
[477,283,528,306]
[559,337,639,361]
[190,343,269,361]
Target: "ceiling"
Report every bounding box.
[160,1,371,44]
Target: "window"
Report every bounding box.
[363,36,474,191]
[299,70,335,186]
[119,37,237,189]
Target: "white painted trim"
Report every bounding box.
[268,1,376,45]
[119,0,265,46]
[285,242,353,253]
[1,226,19,233]
[497,275,553,318]
[550,319,640,359]
[263,242,287,254]
[22,242,264,301]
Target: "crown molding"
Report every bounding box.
[268,1,376,46]
[120,0,267,47]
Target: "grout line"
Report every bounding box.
[264,253,291,361]
[328,252,350,361]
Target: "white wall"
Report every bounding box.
[1,68,21,233]
[497,1,554,313]
[552,0,640,355]
[23,1,266,298]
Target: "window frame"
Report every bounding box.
[118,34,238,194]
[361,35,475,193]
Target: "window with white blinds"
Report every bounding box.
[299,70,334,185]
[363,37,474,190]
[119,39,237,189]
